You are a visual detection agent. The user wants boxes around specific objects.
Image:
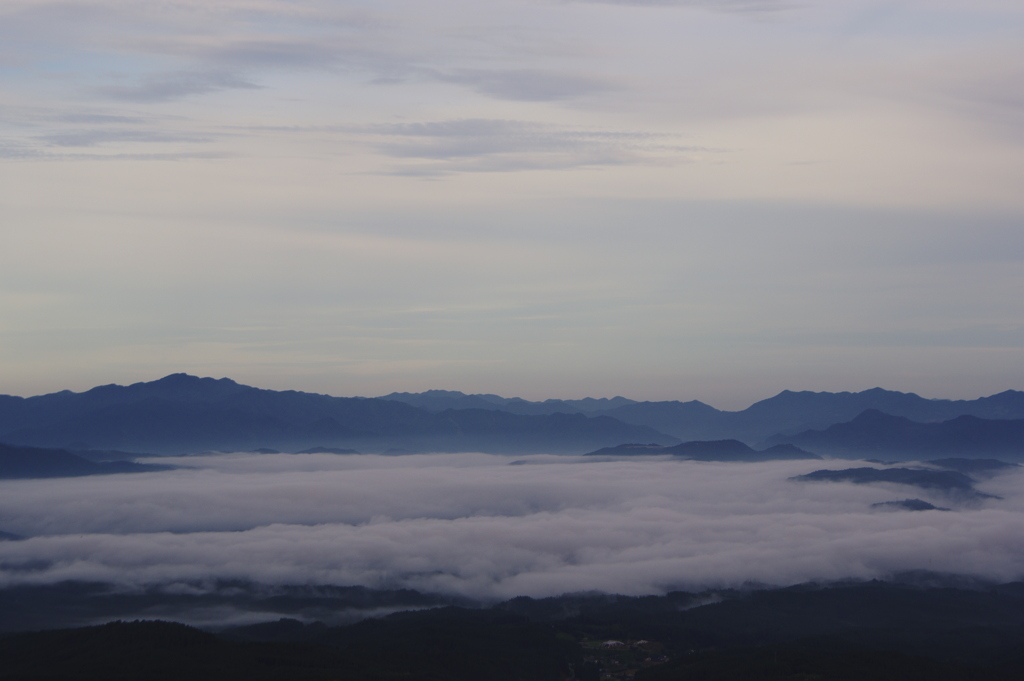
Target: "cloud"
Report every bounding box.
[0,1,400,83]
[433,69,616,102]
[938,62,1024,144]
[352,118,702,175]
[0,142,43,159]
[0,454,1021,601]
[134,36,373,73]
[0,2,630,106]
[0,106,220,157]
[93,71,261,103]
[56,113,146,125]
[125,43,617,104]
[40,129,212,148]
[566,0,793,12]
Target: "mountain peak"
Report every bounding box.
[849,409,912,424]
[150,373,239,386]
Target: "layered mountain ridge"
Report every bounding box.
[767,409,1024,460]
[2,375,1022,459]
[383,386,1024,443]
[0,374,675,455]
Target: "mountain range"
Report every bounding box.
[0,443,167,479]
[585,441,821,462]
[382,387,1024,443]
[768,409,1024,460]
[1,375,1022,458]
[0,374,674,455]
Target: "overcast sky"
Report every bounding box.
[2,0,1022,407]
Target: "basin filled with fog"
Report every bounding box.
[2,451,1022,630]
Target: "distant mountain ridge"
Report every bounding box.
[0,442,167,479]
[3,375,1022,457]
[585,440,820,462]
[0,374,675,455]
[791,467,984,496]
[382,387,1024,444]
[379,389,636,416]
[767,409,1024,461]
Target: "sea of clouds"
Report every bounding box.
[1,453,1023,601]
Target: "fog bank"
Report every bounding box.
[1,454,1021,600]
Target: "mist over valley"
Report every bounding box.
[1,376,1023,646]
[1,377,1023,679]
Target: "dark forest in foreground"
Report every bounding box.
[2,579,1023,680]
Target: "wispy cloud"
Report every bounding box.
[0,105,221,157]
[93,71,261,103]
[938,62,1024,143]
[566,0,795,12]
[55,113,146,125]
[40,129,212,148]
[432,69,617,102]
[0,141,43,159]
[353,118,705,175]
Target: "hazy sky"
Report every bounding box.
[2,454,1022,605]
[2,0,1022,407]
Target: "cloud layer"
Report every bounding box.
[1,454,1021,601]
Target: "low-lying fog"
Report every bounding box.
[1,454,1022,600]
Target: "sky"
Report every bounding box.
[1,0,1023,408]
[2,454,1022,612]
